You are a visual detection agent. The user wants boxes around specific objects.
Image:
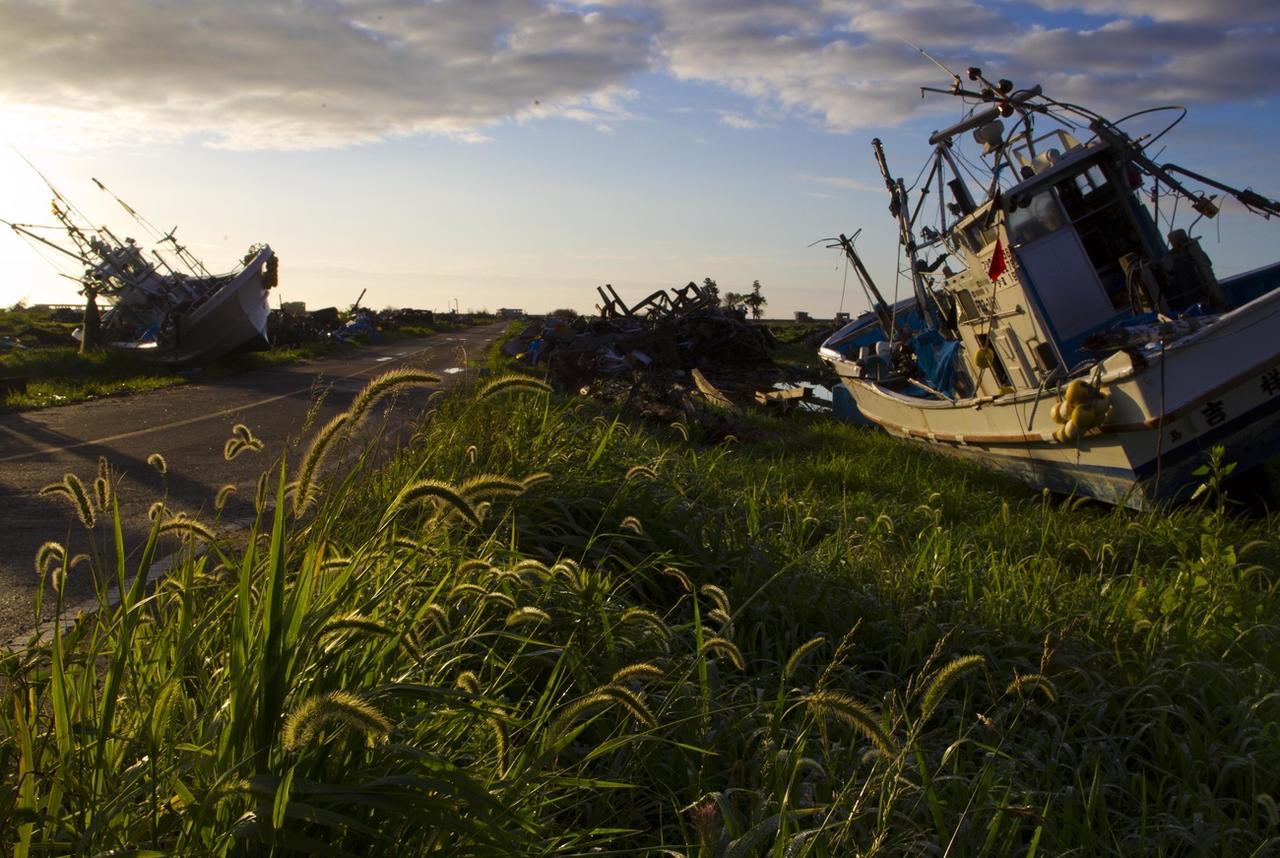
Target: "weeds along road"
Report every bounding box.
[0,322,510,642]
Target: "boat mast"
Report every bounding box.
[92,177,212,277]
[872,138,938,330]
[833,232,895,336]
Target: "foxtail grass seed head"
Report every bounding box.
[223,438,246,460]
[511,559,551,581]
[93,475,111,511]
[546,692,613,746]
[618,608,672,642]
[600,683,657,729]
[283,691,391,751]
[920,654,986,723]
[1004,673,1058,704]
[459,474,526,501]
[699,584,731,614]
[449,583,487,601]
[147,452,167,474]
[625,464,658,481]
[478,373,551,399]
[148,501,168,522]
[231,423,259,445]
[39,481,73,501]
[466,444,478,464]
[347,369,442,424]
[620,515,644,535]
[784,636,827,681]
[484,591,517,610]
[159,517,216,543]
[505,606,551,628]
[321,612,394,642]
[422,603,450,633]
[706,608,733,632]
[489,718,509,775]
[455,671,481,695]
[805,690,898,757]
[392,536,428,555]
[295,412,351,514]
[521,471,553,489]
[97,455,109,480]
[35,541,66,578]
[456,558,494,576]
[215,484,237,512]
[702,637,745,671]
[611,663,664,685]
[387,479,480,526]
[661,566,694,593]
[63,474,95,528]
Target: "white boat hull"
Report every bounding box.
[167,246,274,363]
[831,288,1280,508]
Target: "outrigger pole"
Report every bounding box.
[872,138,939,330]
[832,231,894,337]
[1,218,89,266]
[92,177,212,277]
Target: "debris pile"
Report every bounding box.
[510,282,790,424]
[267,306,436,348]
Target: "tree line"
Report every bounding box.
[695,277,768,320]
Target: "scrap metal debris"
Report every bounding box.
[506,282,841,429]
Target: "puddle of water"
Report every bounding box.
[442,367,467,374]
[375,357,394,362]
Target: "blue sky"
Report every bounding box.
[2,0,1278,317]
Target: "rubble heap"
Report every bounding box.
[510,282,783,423]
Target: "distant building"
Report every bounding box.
[281,301,307,315]
[794,311,812,323]
[834,312,851,324]
[497,308,525,319]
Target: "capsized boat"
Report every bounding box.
[5,176,277,364]
[819,68,1280,508]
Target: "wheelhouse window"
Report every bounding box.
[1006,190,1067,245]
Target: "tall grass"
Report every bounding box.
[2,370,1278,855]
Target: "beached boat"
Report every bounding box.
[5,176,277,364]
[819,68,1280,508]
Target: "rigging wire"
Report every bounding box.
[837,252,849,317]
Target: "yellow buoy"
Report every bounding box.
[1064,379,1094,406]
[1069,404,1097,431]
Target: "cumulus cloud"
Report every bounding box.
[0,0,653,149]
[1014,0,1276,23]
[0,0,1276,150]
[653,0,1280,131]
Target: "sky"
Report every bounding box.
[1,0,1278,318]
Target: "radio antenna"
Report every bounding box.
[902,39,962,91]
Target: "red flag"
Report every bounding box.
[987,238,1007,282]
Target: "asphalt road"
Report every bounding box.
[0,322,509,641]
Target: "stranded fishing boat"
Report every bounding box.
[819,67,1280,508]
[5,175,277,364]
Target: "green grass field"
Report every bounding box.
[3,363,1278,855]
